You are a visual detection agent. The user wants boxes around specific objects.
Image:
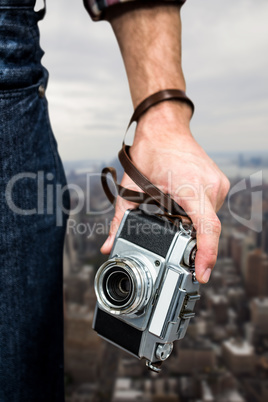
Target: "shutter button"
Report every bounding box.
[38,85,45,98]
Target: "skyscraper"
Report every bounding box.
[245,249,268,298]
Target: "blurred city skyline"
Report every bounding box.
[63,160,268,401]
[39,0,268,161]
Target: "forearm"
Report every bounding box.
[100,4,230,284]
[109,5,187,108]
[108,4,193,145]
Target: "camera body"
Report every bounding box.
[93,209,200,372]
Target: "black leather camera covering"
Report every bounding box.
[119,210,177,258]
[94,308,142,356]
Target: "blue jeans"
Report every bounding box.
[0,1,69,401]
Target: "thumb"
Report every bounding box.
[101,196,138,255]
[100,207,124,255]
[101,172,141,255]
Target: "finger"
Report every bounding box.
[177,194,221,284]
[100,204,123,255]
[101,174,140,255]
[100,196,135,255]
[191,210,221,284]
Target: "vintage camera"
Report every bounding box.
[93,209,200,372]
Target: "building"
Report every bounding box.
[260,211,268,254]
[229,233,245,272]
[250,298,268,334]
[117,357,144,378]
[217,389,245,402]
[66,383,97,402]
[206,294,229,324]
[111,378,149,402]
[171,339,216,374]
[222,339,256,374]
[201,380,214,402]
[240,235,256,280]
[245,249,268,298]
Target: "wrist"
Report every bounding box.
[133,100,192,144]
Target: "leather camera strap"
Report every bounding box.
[126,89,194,130]
[102,89,195,224]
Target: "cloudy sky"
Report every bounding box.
[39,0,268,162]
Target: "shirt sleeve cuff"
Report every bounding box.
[83,0,187,21]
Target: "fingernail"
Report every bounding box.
[202,268,212,283]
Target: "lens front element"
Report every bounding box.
[105,268,133,305]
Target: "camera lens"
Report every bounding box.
[105,269,133,306]
[95,257,153,315]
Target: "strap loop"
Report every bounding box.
[127,89,194,130]
[102,89,195,225]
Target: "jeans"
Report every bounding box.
[0,1,69,401]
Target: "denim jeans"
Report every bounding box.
[0,1,69,401]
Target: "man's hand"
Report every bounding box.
[101,5,230,283]
[101,101,230,283]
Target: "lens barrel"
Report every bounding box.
[94,257,152,316]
